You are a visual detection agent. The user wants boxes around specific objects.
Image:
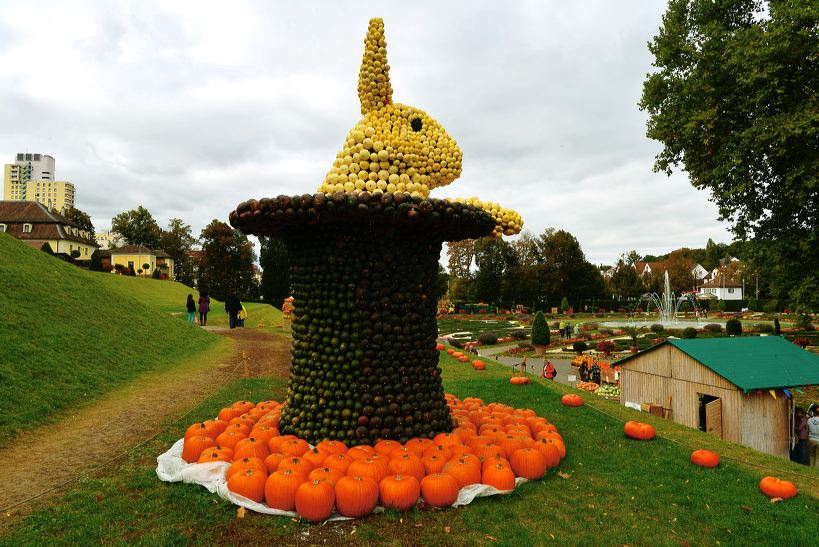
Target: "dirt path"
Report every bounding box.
[0,326,290,524]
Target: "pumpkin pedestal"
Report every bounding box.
[231,193,494,446]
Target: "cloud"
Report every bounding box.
[0,0,734,262]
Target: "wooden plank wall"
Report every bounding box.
[740,391,790,458]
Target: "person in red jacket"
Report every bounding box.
[542,360,556,380]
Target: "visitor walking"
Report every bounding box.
[794,407,809,465]
[186,294,196,324]
[591,362,601,385]
[238,304,248,328]
[558,321,565,339]
[543,359,556,380]
[808,403,819,467]
[198,291,211,326]
[225,291,242,329]
[565,322,571,339]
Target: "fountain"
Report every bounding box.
[603,271,721,329]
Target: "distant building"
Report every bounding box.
[95,230,122,250]
[106,244,175,279]
[0,200,97,260]
[3,153,75,212]
[635,261,666,277]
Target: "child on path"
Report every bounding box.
[186,294,196,324]
[238,304,248,327]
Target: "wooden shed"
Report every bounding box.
[614,337,819,458]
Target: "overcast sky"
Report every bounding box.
[0,0,734,265]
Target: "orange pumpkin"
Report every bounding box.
[303,447,329,468]
[442,458,481,488]
[759,476,797,499]
[263,452,286,473]
[227,457,267,480]
[404,438,433,456]
[280,438,310,457]
[231,400,256,413]
[295,480,335,522]
[315,440,348,456]
[334,475,379,518]
[347,445,375,461]
[217,407,245,423]
[472,360,486,370]
[374,439,402,458]
[197,446,233,464]
[324,453,353,474]
[690,450,720,468]
[561,394,584,407]
[387,454,426,482]
[481,463,516,491]
[184,421,221,440]
[278,456,314,477]
[623,421,656,441]
[420,473,460,507]
[421,454,446,475]
[509,448,548,480]
[233,437,270,461]
[308,466,344,486]
[182,436,216,463]
[264,469,306,510]
[227,467,267,503]
[267,434,297,453]
[248,425,279,444]
[533,437,565,461]
[347,457,388,484]
[380,474,421,512]
[481,455,511,472]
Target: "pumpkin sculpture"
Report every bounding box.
[229,17,522,447]
[690,449,720,468]
[759,476,797,499]
[623,421,656,441]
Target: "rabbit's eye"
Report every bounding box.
[411,117,423,132]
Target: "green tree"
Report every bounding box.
[640,0,818,309]
[531,311,550,346]
[259,236,290,308]
[160,218,197,284]
[471,237,517,305]
[112,206,162,249]
[560,297,570,313]
[196,220,257,301]
[608,258,645,299]
[665,249,696,293]
[63,206,95,236]
[89,250,103,272]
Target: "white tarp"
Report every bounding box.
[156,438,526,520]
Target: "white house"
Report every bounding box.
[700,275,743,300]
[691,263,709,281]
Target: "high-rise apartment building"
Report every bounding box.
[3,153,75,212]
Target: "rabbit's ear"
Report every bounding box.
[358,18,393,115]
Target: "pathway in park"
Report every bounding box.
[0,326,290,526]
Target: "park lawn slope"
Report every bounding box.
[3,346,817,544]
[0,234,219,441]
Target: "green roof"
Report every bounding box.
[614,337,819,393]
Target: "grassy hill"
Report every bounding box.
[0,234,221,441]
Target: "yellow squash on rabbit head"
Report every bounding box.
[317,17,522,237]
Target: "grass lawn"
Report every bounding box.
[0,235,221,442]
[4,345,817,544]
[438,318,525,341]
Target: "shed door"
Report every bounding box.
[705,398,722,438]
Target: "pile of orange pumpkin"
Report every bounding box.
[180,395,565,521]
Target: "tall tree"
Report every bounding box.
[259,236,290,308]
[624,250,642,267]
[641,0,818,309]
[665,248,696,293]
[111,206,162,248]
[160,218,197,285]
[196,220,257,301]
[608,258,645,299]
[446,240,475,278]
[471,237,517,305]
[63,206,95,236]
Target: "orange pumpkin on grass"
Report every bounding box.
[561,394,584,407]
[510,448,548,480]
[759,476,797,499]
[420,473,460,507]
[334,475,380,518]
[442,458,481,488]
[690,449,720,468]
[380,474,421,511]
[182,435,216,463]
[227,467,267,503]
[264,469,306,511]
[481,463,516,491]
[295,479,335,522]
[623,421,656,441]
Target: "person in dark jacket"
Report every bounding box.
[186,294,196,324]
[591,362,601,385]
[198,291,211,326]
[225,291,242,329]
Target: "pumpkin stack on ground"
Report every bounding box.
[178,394,565,520]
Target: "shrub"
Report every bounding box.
[682,327,697,339]
[650,323,665,333]
[152,268,162,279]
[792,337,810,348]
[477,332,499,346]
[560,297,570,313]
[726,318,742,336]
[572,341,588,353]
[103,264,114,273]
[599,328,613,335]
[531,311,550,346]
[746,297,757,311]
[703,323,723,333]
[596,340,616,354]
[755,323,774,334]
[448,338,464,349]
[794,313,815,331]
[717,300,726,312]
[510,329,528,340]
